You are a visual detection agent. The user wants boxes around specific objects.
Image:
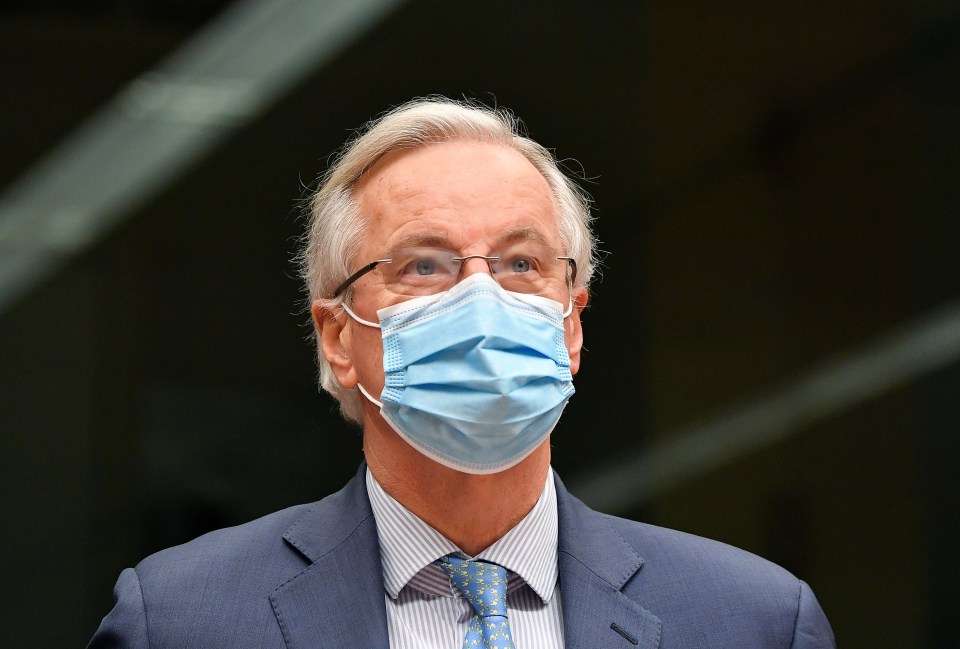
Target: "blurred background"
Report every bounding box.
[1,0,958,646]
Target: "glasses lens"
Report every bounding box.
[381,248,460,296]
[491,243,569,298]
[378,245,572,299]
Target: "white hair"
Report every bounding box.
[299,97,597,423]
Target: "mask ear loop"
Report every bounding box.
[357,383,384,408]
[339,300,384,408]
[560,256,577,319]
[561,268,576,318]
[341,302,381,328]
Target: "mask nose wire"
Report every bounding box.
[341,270,575,325]
[456,253,575,319]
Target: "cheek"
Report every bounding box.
[349,325,387,390]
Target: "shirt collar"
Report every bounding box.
[365,467,559,603]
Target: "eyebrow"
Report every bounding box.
[389,226,551,253]
[390,233,454,251]
[498,226,550,247]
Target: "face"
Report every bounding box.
[313,140,587,428]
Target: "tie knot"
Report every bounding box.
[437,555,509,618]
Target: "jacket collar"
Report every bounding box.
[555,474,662,649]
[270,464,390,649]
[269,465,661,649]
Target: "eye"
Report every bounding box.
[500,252,540,274]
[394,249,453,279]
[414,258,437,275]
[510,256,532,273]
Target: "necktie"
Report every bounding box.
[437,555,517,649]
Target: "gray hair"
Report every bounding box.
[299,97,597,423]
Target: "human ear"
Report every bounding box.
[312,300,358,389]
[565,288,589,375]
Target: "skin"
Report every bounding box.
[312,140,588,556]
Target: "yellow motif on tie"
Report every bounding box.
[438,556,517,649]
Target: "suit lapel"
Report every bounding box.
[556,476,662,649]
[267,466,660,649]
[270,466,389,649]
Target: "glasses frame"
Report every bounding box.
[331,251,578,298]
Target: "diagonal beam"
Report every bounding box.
[570,301,960,513]
[0,0,407,311]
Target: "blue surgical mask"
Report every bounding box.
[343,273,575,474]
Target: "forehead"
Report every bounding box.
[352,141,561,253]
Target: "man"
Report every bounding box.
[89,98,835,648]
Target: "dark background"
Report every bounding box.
[1,1,958,647]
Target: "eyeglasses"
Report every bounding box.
[332,243,577,298]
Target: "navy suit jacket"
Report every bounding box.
[89,466,835,648]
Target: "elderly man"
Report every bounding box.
[89,98,835,648]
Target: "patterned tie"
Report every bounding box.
[437,555,517,649]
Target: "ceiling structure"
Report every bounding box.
[0,0,406,309]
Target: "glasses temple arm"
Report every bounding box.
[332,259,392,298]
[558,257,577,286]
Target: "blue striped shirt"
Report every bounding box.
[366,468,565,648]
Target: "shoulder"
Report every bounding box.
[556,477,802,601]
[134,465,372,590]
[554,478,834,648]
[605,512,798,591]
[89,470,373,649]
[557,476,799,596]
[600,513,834,648]
[88,503,320,649]
[135,501,316,589]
